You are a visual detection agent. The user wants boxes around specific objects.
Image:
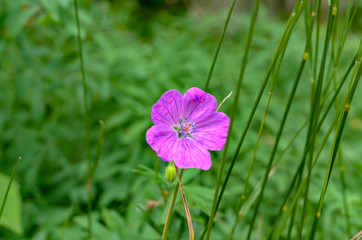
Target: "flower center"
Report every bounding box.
[174,117,196,138]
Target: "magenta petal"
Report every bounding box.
[151,89,184,125]
[147,87,231,171]
[193,112,230,151]
[146,124,177,162]
[183,87,217,123]
[172,139,212,170]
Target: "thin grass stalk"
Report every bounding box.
[73,0,90,162]
[331,40,356,238]
[298,2,337,237]
[204,1,261,238]
[89,120,104,178]
[246,49,308,239]
[267,52,357,239]
[226,168,277,239]
[267,164,302,239]
[303,0,312,56]
[273,115,338,239]
[312,0,322,98]
[0,156,21,220]
[60,206,74,240]
[73,0,92,238]
[335,0,361,64]
[330,0,339,64]
[275,176,306,240]
[328,0,341,84]
[275,120,308,164]
[227,86,272,239]
[309,0,321,110]
[204,3,305,239]
[286,204,297,239]
[200,3,304,238]
[338,148,351,236]
[257,213,263,240]
[309,46,362,240]
[204,0,236,92]
[305,0,318,79]
[161,183,179,240]
[318,55,357,125]
[228,39,288,239]
[324,0,359,113]
[85,119,105,234]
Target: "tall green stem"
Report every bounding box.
[228,29,289,238]
[161,170,184,240]
[273,115,338,240]
[73,0,92,238]
[246,49,308,239]
[299,2,337,237]
[204,1,260,238]
[0,157,21,221]
[309,43,362,240]
[204,0,236,92]
[175,167,194,240]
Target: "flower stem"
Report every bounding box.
[351,230,362,240]
[162,169,184,240]
[0,156,21,221]
[175,167,194,240]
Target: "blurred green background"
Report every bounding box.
[0,0,361,239]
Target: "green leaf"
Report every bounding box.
[183,185,214,215]
[0,173,23,235]
[101,208,126,231]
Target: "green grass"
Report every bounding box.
[0,0,361,239]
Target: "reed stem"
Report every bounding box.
[0,157,21,221]
[204,0,261,238]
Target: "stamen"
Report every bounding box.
[180,121,184,130]
[176,117,196,139]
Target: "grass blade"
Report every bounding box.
[0,157,21,221]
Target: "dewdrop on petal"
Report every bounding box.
[165,162,176,183]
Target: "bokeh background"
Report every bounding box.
[0,0,361,239]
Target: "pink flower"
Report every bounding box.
[146,87,230,170]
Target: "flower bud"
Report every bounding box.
[165,162,176,183]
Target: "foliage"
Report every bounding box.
[0,0,361,239]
